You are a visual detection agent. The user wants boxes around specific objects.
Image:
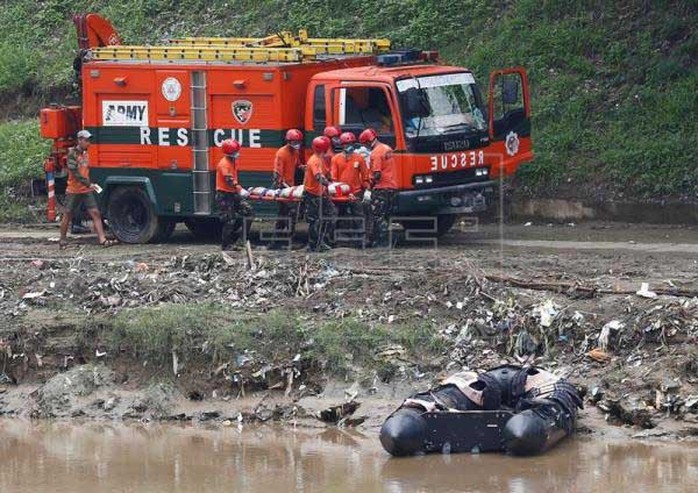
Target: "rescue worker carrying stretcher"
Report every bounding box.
[216,139,253,251]
[323,125,342,157]
[270,128,304,248]
[360,128,397,247]
[303,136,337,252]
[330,132,371,242]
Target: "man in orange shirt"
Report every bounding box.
[330,132,370,241]
[58,130,114,249]
[304,136,336,252]
[271,128,303,248]
[216,139,253,250]
[359,128,398,247]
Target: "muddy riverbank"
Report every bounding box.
[0,222,696,441]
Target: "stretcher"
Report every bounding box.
[245,184,358,203]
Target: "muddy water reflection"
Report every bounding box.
[0,420,696,493]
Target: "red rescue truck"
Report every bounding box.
[40,14,533,243]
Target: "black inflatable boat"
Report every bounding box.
[379,364,583,457]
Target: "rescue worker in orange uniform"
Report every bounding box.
[216,139,253,250]
[58,130,115,249]
[360,128,398,247]
[271,128,303,248]
[304,136,336,252]
[330,132,371,241]
[323,125,342,156]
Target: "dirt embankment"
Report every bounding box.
[0,223,696,440]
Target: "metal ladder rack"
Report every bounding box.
[90,45,313,63]
[190,71,210,215]
[170,29,391,56]
[88,30,391,63]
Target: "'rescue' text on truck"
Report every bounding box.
[40,13,533,243]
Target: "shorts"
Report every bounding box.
[64,192,98,213]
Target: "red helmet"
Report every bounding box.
[323,126,341,138]
[359,128,377,145]
[285,128,303,142]
[311,136,331,153]
[221,139,241,155]
[339,132,357,145]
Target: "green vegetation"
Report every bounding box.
[104,304,445,377]
[0,0,695,214]
[0,120,50,222]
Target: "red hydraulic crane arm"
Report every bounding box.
[74,13,122,50]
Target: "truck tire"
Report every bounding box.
[107,186,160,244]
[184,217,222,240]
[152,219,177,243]
[400,215,456,238]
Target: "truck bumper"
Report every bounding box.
[396,180,495,215]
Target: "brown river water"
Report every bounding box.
[0,420,696,493]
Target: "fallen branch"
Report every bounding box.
[483,274,698,298]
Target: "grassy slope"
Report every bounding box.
[0,0,695,215]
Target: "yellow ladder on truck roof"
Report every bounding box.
[89,29,390,63]
[169,29,391,55]
[89,45,317,63]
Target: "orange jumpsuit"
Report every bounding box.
[216,156,242,193]
[215,156,252,248]
[303,154,326,197]
[369,142,397,246]
[273,144,300,187]
[330,152,370,194]
[370,142,398,190]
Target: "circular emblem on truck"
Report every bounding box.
[161,77,182,102]
[505,131,520,156]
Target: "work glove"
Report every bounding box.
[239,188,250,198]
[362,190,372,203]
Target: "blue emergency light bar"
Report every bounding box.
[376,49,423,66]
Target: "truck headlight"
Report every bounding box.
[425,175,433,184]
[415,176,424,185]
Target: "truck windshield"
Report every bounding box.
[396,72,487,138]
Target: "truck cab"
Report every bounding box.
[306,56,532,234]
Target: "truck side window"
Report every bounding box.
[492,73,525,139]
[313,85,326,129]
[339,87,395,140]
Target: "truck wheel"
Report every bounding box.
[400,215,456,238]
[184,217,222,240]
[107,186,160,244]
[152,219,177,243]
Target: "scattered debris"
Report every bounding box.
[598,320,624,350]
[636,282,657,299]
[319,401,360,424]
[600,396,655,429]
[532,299,558,328]
[22,290,46,300]
[586,348,612,363]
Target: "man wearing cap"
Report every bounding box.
[58,130,115,249]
